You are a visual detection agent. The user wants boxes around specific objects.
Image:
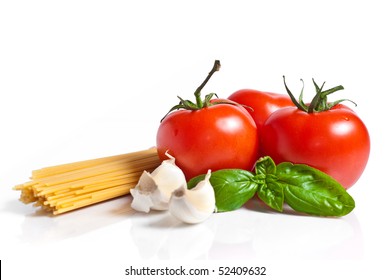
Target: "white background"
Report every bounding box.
[1,0,388,279]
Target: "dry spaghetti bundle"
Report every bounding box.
[13,148,161,215]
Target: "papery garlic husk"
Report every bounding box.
[169,170,215,224]
[130,152,186,212]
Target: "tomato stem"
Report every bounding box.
[194,60,221,108]
[161,60,239,122]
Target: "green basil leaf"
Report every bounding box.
[187,169,258,212]
[254,157,284,212]
[255,156,277,176]
[276,162,355,216]
[256,176,285,212]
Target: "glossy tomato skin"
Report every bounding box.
[156,104,260,180]
[228,89,294,134]
[261,104,370,189]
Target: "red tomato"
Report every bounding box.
[157,103,260,180]
[261,104,370,189]
[156,60,260,180]
[228,89,294,134]
[228,89,294,156]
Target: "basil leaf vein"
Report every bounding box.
[277,162,355,216]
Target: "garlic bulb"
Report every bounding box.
[169,170,215,224]
[130,152,186,212]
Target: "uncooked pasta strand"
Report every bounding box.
[13,147,161,215]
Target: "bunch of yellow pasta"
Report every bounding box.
[13,148,161,215]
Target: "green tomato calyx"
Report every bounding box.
[161,60,243,122]
[283,76,357,113]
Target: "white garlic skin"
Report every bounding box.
[150,156,187,199]
[169,170,215,224]
[130,152,186,212]
[130,171,168,212]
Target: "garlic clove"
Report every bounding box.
[130,152,187,212]
[169,170,215,224]
[150,153,187,198]
[130,171,167,212]
[130,188,155,213]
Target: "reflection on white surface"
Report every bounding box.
[246,201,362,260]
[17,196,363,260]
[129,199,363,260]
[18,196,135,243]
[131,212,214,260]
